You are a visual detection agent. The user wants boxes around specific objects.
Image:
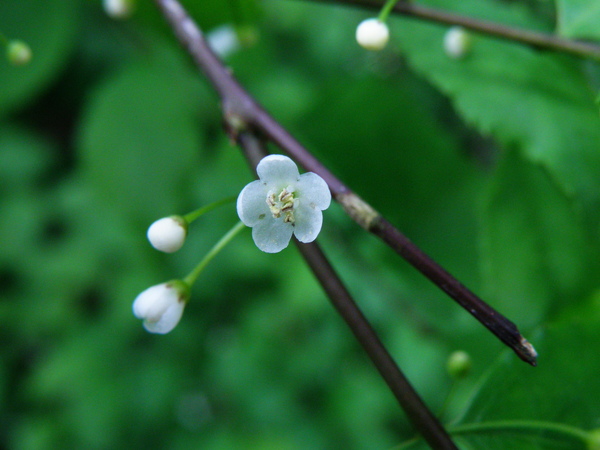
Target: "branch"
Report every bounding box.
[296,241,457,449]
[308,0,600,61]
[153,0,537,364]
[237,130,457,448]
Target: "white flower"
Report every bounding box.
[237,155,331,253]
[356,18,390,51]
[147,216,188,253]
[103,0,134,19]
[444,26,472,59]
[133,281,190,334]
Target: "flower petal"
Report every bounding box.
[143,300,185,334]
[133,283,173,321]
[293,204,323,243]
[251,215,294,253]
[237,180,270,226]
[256,155,300,186]
[296,172,331,210]
[133,281,189,334]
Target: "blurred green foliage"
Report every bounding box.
[1,0,600,448]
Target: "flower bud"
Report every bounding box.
[133,280,190,334]
[444,26,472,59]
[207,25,241,58]
[103,0,135,19]
[356,18,390,51]
[447,350,472,379]
[147,216,188,253]
[7,40,32,66]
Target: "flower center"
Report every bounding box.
[267,187,297,224]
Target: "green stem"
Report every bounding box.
[451,420,590,443]
[183,221,246,287]
[183,196,236,224]
[378,0,399,22]
[395,419,592,448]
[393,436,422,449]
[437,380,458,422]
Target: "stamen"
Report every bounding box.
[266,188,297,223]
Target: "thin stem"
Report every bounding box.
[306,0,600,61]
[183,196,237,224]
[451,420,591,443]
[153,0,537,366]
[437,381,458,423]
[183,221,246,286]
[378,0,399,22]
[396,419,593,448]
[393,436,421,449]
[296,240,458,449]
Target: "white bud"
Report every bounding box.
[444,26,471,59]
[133,281,190,334]
[356,18,390,51]
[147,216,188,253]
[7,40,32,66]
[207,25,241,58]
[103,0,135,19]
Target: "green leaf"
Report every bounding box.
[479,149,598,328]
[446,318,600,449]
[556,0,600,40]
[0,0,79,117]
[395,0,600,232]
[402,318,600,449]
[76,39,207,224]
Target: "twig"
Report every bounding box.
[237,130,457,448]
[297,241,458,449]
[371,218,537,365]
[153,0,537,365]
[308,0,600,61]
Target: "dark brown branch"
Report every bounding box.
[371,218,537,365]
[308,0,600,60]
[297,240,457,449]
[236,130,457,448]
[153,0,537,365]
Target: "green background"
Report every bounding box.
[2,0,600,448]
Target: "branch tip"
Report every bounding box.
[518,337,538,366]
